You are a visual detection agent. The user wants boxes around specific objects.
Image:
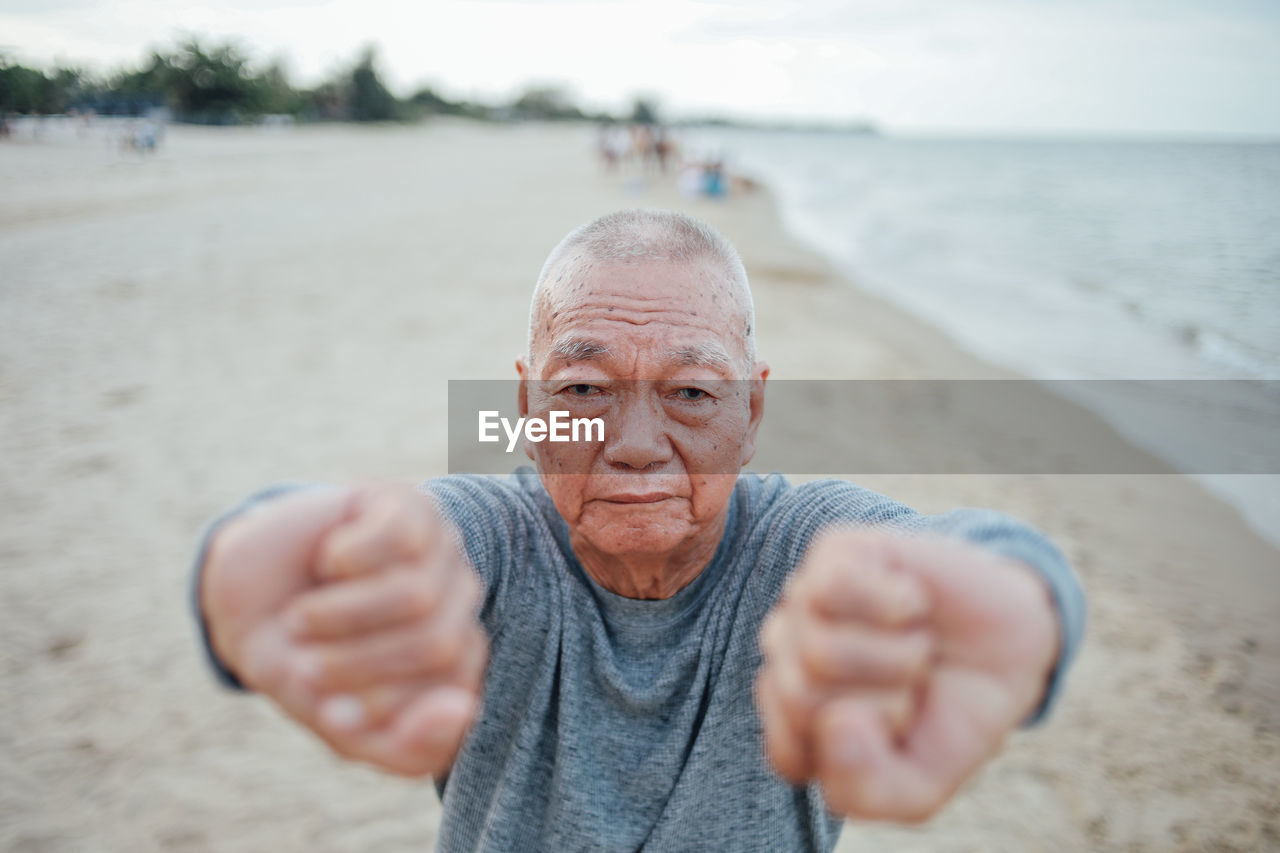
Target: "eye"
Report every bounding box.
[563,383,601,396]
[675,387,708,401]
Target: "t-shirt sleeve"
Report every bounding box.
[788,480,1086,727]
[418,474,542,638]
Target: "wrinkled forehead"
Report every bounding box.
[531,259,751,370]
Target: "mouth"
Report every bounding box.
[598,492,676,504]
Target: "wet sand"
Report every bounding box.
[1,120,1277,851]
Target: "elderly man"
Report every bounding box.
[194,209,1084,851]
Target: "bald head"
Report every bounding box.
[527,210,756,373]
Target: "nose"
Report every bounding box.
[603,389,675,471]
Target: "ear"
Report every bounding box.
[516,356,530,415]
[739,361,770,467]
[515,357,535,460]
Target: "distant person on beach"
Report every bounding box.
[678,153,734,199]
[597,122,630,171]
[653,125,674,172]
[192,210,1084,851]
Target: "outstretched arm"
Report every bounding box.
[756,524,1081,822]
[195,484,489,777]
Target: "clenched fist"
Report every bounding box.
[200,484,488,777]
[756,529,1059,823]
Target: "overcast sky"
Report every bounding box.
[2,0,1278,136]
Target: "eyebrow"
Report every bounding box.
[549,337,613,362]
[670,343,733,370]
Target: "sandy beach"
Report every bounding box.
[1,120,1277,851]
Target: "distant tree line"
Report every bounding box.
[0,39,655,126]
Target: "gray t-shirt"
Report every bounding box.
[193,469,1085,852]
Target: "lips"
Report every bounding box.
[599,492,676,504]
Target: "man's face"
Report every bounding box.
[517,259,768,559]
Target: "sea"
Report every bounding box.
[685,128,1280,548]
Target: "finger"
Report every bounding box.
[286,561,478,641]
[766,606,865,733]
[796,531,930,627]
[795,619,934,687]
[813,695,947,823]
[300,596,484,692]
[759,608,788,662]
[312,627,490,734]
[777,662,917,744]
[385,686,480,777]
[313,680,418,734]
[312,687,476,779]
[239,620,320,710]
[754,664,811,782]
[316,489,440,581]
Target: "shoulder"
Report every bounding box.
[731,475,930,616]
[419,467,562,529]
[421,467,545,513]
[738,474,921,532]
[417,467,562,569]
[418,468,563,632]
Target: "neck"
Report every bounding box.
[570,508,729,600]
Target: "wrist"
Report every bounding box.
[1016,560,1063,723]
[198,514,257,688]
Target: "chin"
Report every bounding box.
[577,501,694,556]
